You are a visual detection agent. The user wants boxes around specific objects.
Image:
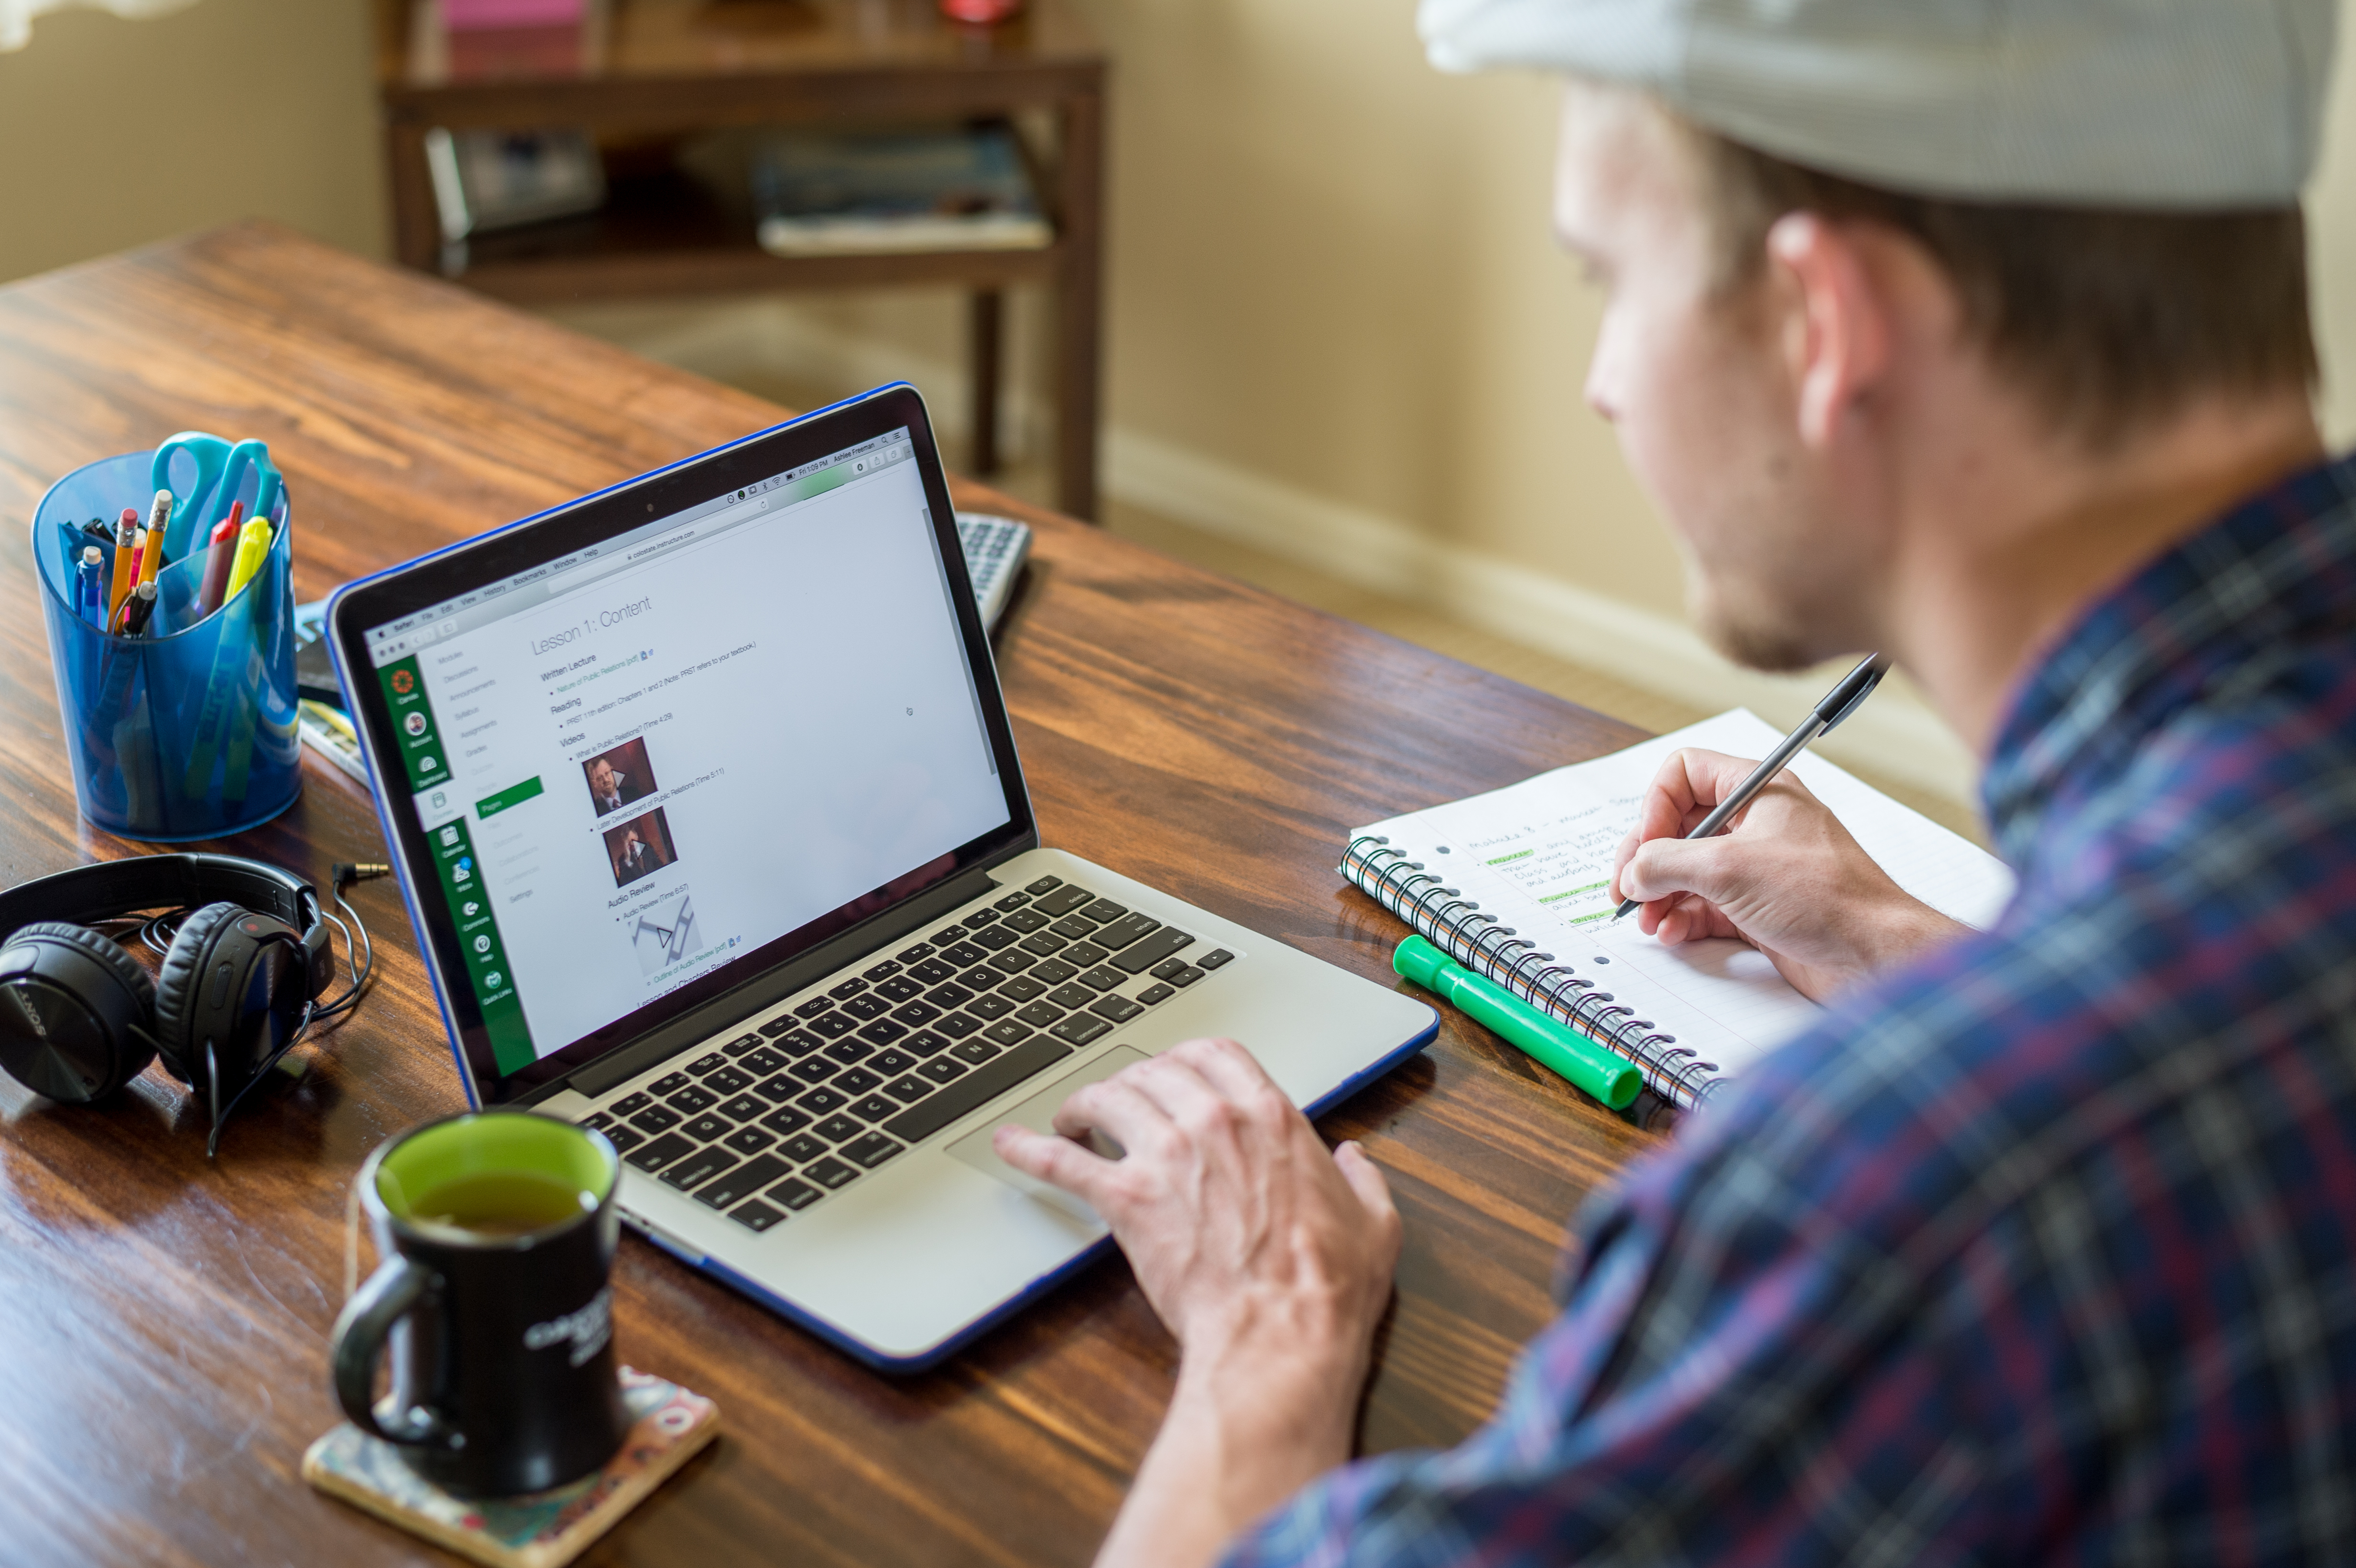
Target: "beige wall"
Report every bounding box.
[0,0,383,285]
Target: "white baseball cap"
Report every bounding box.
[1419,0,2338,207]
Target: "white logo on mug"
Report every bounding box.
[523,1285,612,1368]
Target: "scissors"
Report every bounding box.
[151,432,283,563]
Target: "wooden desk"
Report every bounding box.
[373,0,1108,517]
[0,224,1656,1566]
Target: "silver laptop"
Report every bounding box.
[327,384,1436,1369]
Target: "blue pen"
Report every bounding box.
[76,544,107,629]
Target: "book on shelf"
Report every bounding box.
[1342,710,2015,1117]
[750,123,1051,257]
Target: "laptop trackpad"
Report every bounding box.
[946,1046,1145,1220]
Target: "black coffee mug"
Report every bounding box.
[330,1111,631,1496]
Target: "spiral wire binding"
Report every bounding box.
[1340,836,1721,1108]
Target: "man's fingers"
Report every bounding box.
[1166,1037,1287,1117]
[1054,1075,1175,1154]
[1332,1141,1395,1224]
[994,1123,1117,1202]
[1618,833,1751,909]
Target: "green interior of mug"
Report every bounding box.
[375,1112,615,1224]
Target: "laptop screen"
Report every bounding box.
[351,419,1014,1085]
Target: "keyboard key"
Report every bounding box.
[740,1046,786,1076]
[810,1013,856,1039]
[884,1074,931,1104]
[866,1049,915,1079]
[963,907,1002,927]
[968,994,1015,1021]
[917,1057,966,1085]
[723,1126,774,1155]
[835,1066,884,1096]
[774,1030,825,1057]
[910,958,956,986]
[841,994,889,1021]
[1033,884,1092,916]
[990,947,1038,972]
[1001,907,1050,934]
[760,1105,813,1137]
[850,1094,901,1123]
[863,958,905,982]
[823,1038,874,1066]
[705,1067,753,1097]
[994,891,1034,911]
[687,1053,729,1077]
[1064,942,1111,969]
[1025,875,1064,895]
[905,1029,951,1056]
[875,974,923,1002]
[629,1105,682,1134]
[939,941,988,968]
[999,974,1049,1003]
[935,1011,982,1039]
[806,1157,859,1190]
[1015,1000,1068,1029]
[650,1072,691,1096]
[612,1091,652,1115]
[761,1016,805,1036]
[723,1033,764,1056]
[1079,898,1129,924]
[1032,957,1080,986]
[658,1147,737,1193]
[1079,967,1126,993]
[1047,915,1100,942]
[1116,928,1198,975]
[928,925,969,945]
[625,1132,695,1173]
[843,1133,904,1169]
[1138,982,1176,1006]
[1046,983,1096,1010]
[694,1155,791,1210]
[1091,995,1145,1023]
[794,997,835,1020]
[814,1113,865,1143]
[829,977,870,1000]
[951,1039,1002,1067]
[583,1111,616,1132]
[718,1094,766,1122]
[886,1034,1075,1143]
[667,1084,718,1114]
[767,1177,822,1210]
[984,1018,1034,1047]
[798,1085,849,1115]
[1092,913,1162,951]
[1150,958,1188,980]
[1051,1014,1113,1046]
[926,982,975,1010]
[858,1019,910,1046]
[1167,965,1205,987]
[956,965,1007,992]
[1019,931,1069,958]
[600,1125,644,1155]
[1198,949,1235,970]
[891,1000,942,1027]
[972,925,1019,952]
[896,941,937,964]
[779,1132,829,1163]
[790,1058,838,1086]
[729,1200,785,1232]
[682,1112,731,1143]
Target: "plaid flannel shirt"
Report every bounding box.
[1229,452,2356,1567]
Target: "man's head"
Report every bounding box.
[1433,0,2334,671]
[590,758,617,797]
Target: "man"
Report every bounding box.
[588,754,641,816]
[614,823,660,884]
[996,2,2356,1563]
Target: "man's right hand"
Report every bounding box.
[1609,747,1965,1001]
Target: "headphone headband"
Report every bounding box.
[0,853,330,1000]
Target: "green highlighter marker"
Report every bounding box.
[1392,935,1643,1110]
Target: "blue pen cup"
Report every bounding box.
[31,451,300,841]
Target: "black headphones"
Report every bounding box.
[0,854,337,1138]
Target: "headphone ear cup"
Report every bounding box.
[0,922,158,1102]
[153,903,243,1087]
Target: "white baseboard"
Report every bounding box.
[557,298,1981,808]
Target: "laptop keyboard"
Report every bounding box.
[578,873,1236,1235]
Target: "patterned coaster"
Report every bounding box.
[302,1368,718,1568]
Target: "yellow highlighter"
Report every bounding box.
[222,518,273,602]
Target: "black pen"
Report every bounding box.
[1614,652,1894,920]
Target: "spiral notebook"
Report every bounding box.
[1342,710,2016,1111]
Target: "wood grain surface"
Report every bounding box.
[0,224,1658,1566]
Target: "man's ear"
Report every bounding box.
[1765,212,1891,450]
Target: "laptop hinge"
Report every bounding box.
[556,860,1012,1102]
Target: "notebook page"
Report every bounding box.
[1356,710,2016,1077]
